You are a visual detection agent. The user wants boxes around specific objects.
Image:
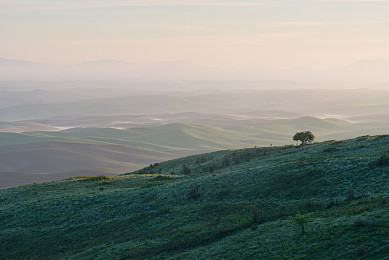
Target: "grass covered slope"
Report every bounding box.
[0,135,388,259]
[3,116,389,188]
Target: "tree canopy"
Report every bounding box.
[289,212,314,234]
[293,131,315,144]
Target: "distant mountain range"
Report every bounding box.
[1,57,389,82]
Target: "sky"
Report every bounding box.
[1,0,389,69]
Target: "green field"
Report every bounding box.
[2,116,389,149]
[1,135,388,259]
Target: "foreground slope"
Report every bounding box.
[0,135,388,259]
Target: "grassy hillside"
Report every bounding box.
[0,135,388,259]
[3,117,389,149]
[2,117,389,187]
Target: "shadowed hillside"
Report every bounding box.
[0,142,183,188]
[0,135,388,259]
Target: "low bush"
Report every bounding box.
[153,175,174,181]
[250,205,266,225]
[346,187,358,201]
[87,175,112,181]
[376,153,389,166]
[323,147,339,153]
[302,199,321,212]
[100,180,111,185]
[188,185,200,200]
[183,164,192,175]
[353,218,379,228]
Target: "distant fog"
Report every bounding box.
[1,81,389,122]
[2,57,389,83]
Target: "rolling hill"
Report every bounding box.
[0,141,182,188]
[1,116,389,188]
[0,135,388,259]
[3,89,389,121]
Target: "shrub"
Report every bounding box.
[357,135,371,141]
[195,155,213,164]
[376,153,389,166]
[88,175,111,181]
[279,204,287,216]
[222,156,230,167]
[250,205,265,225]
[188,185,200,200]
[215,189,231,200]
[65,176,90,181]
[346,187,357,201]
[153,175,173,181]
[323,147,339,153]
[353,218,378,228]
[136,169,146,174]
[303,199,319,212]
[353,218,366,227]
[327,199,339,209]
[357,247,369,257]
[182,164,192,175]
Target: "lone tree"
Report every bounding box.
[293,131,315,145]
[289,212,314,235]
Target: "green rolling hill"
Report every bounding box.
[0,135,388,259]
[1,116,389,188]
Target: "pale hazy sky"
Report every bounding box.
[1,0,389,69]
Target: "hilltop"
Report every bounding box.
[0,135,388,259]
